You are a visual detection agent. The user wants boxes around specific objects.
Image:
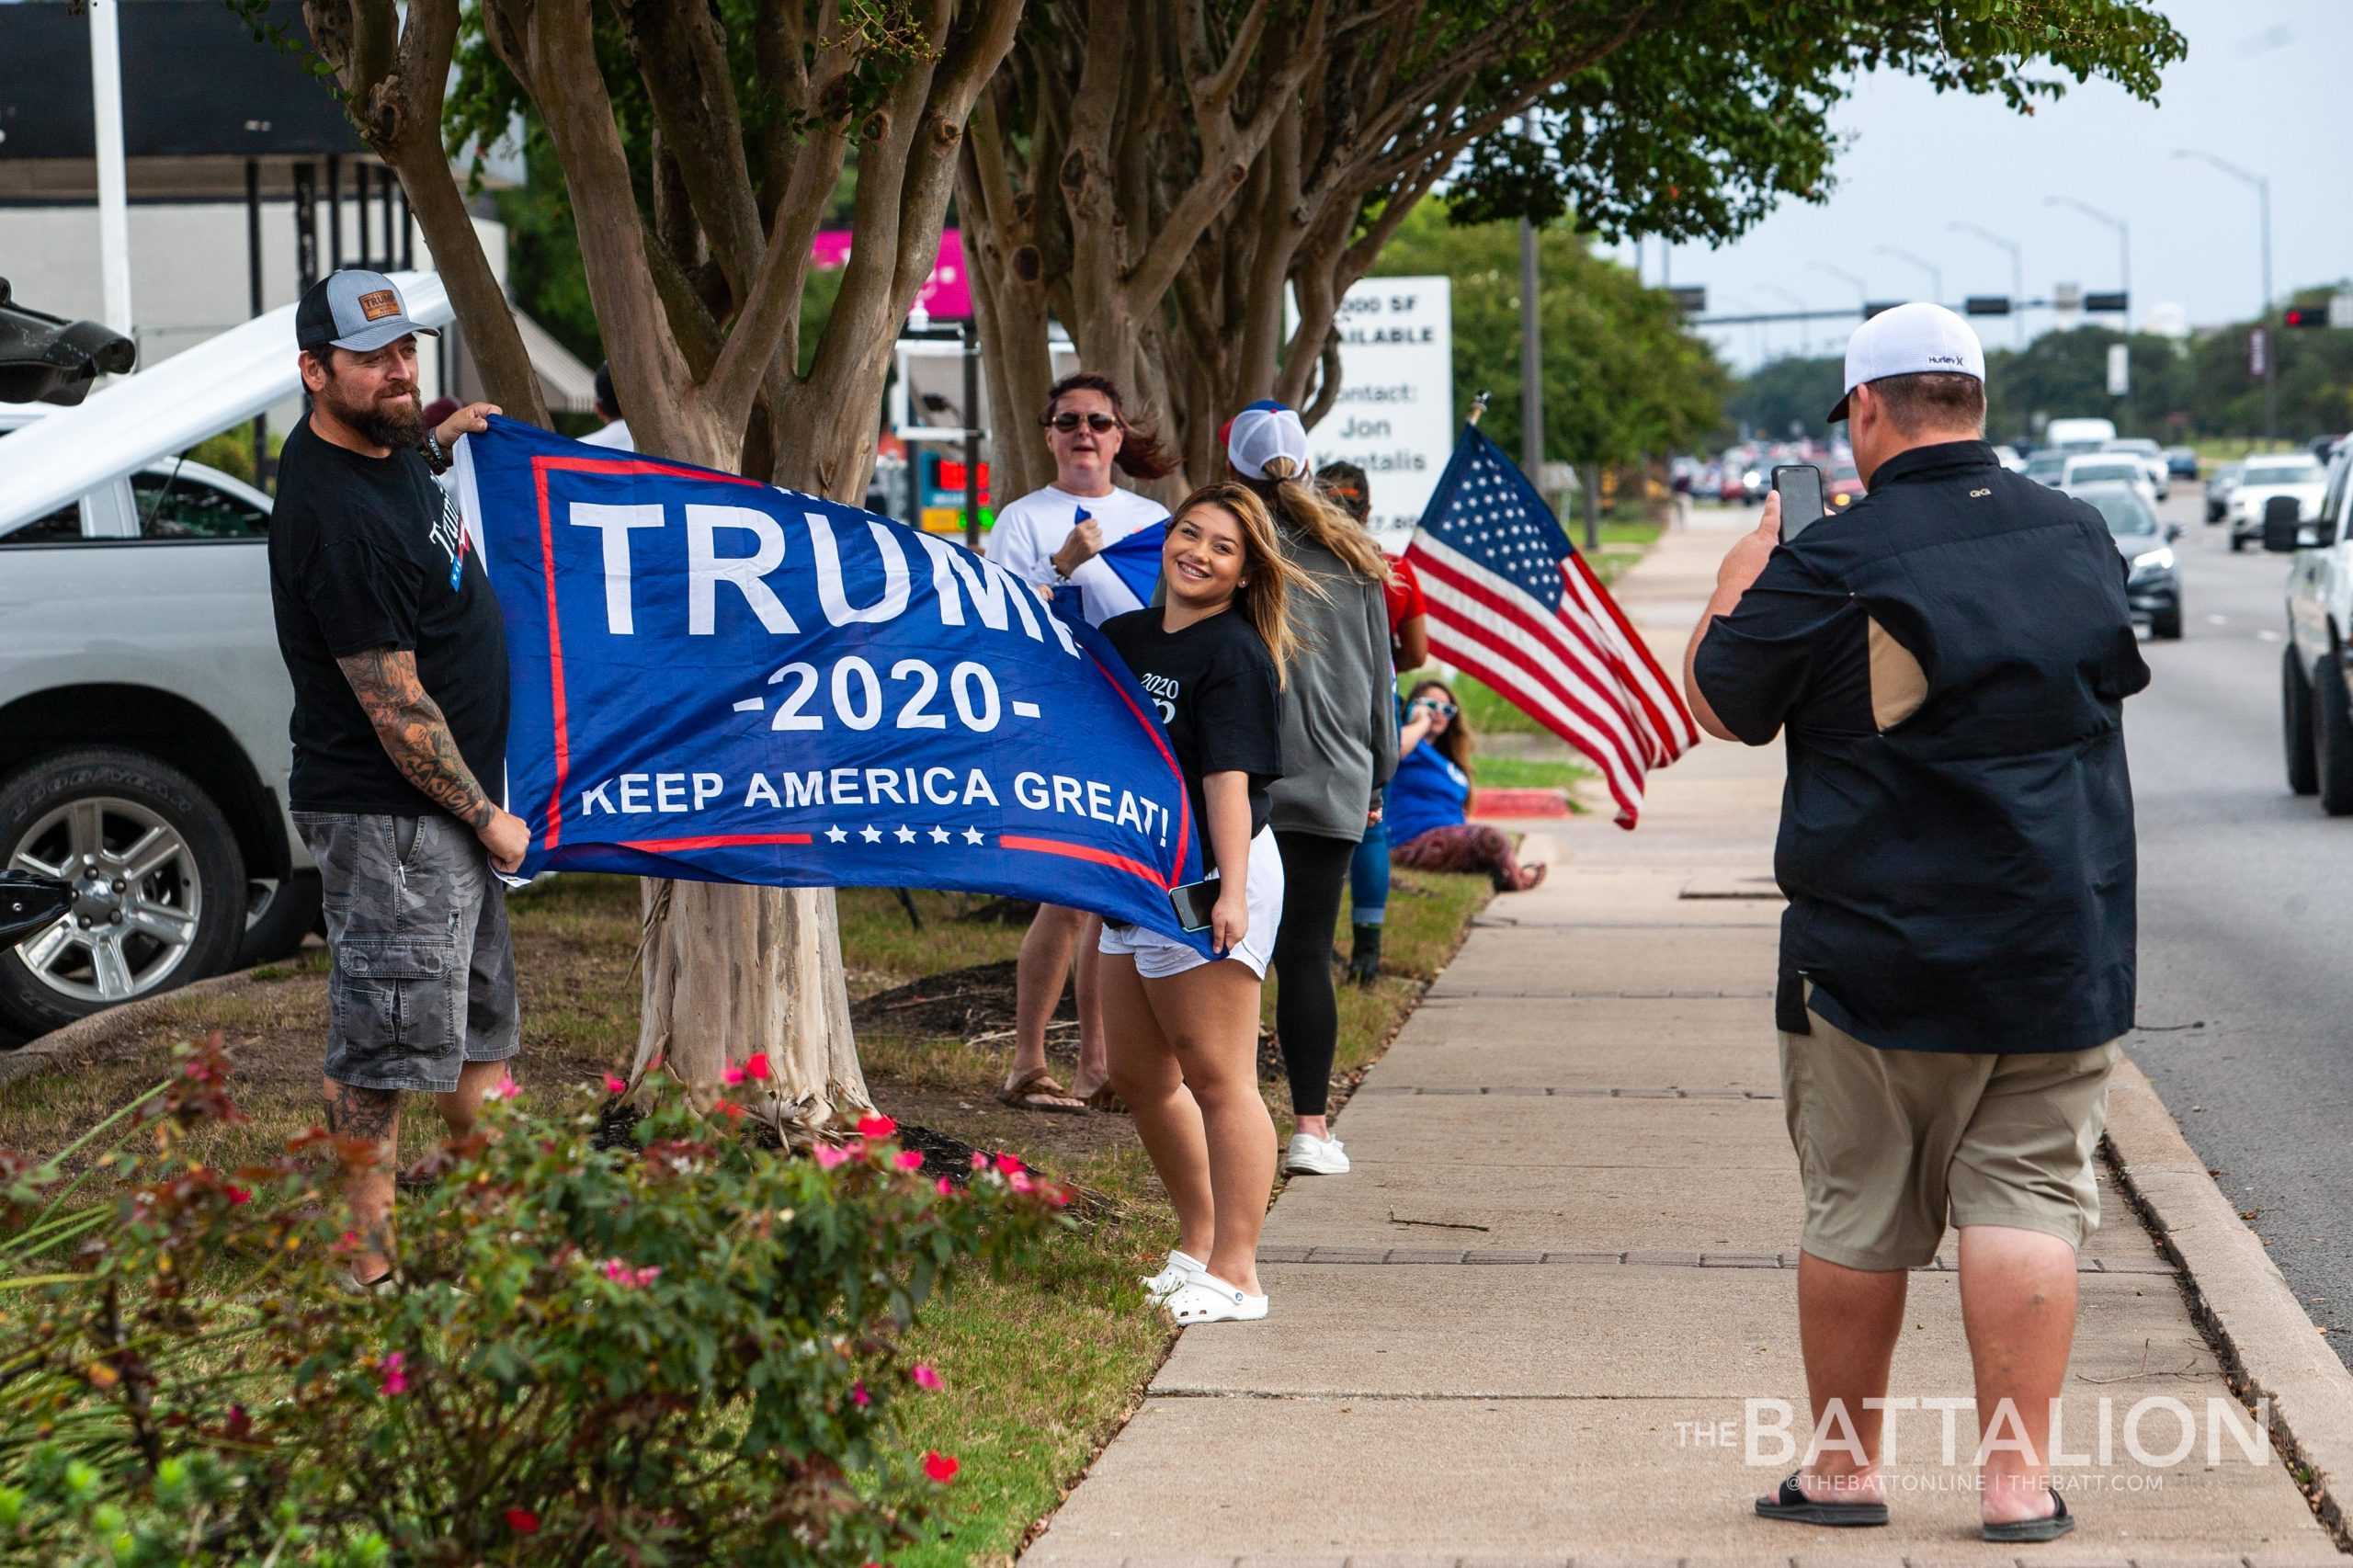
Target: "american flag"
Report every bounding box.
[1403,425,1699,828]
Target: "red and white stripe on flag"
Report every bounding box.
[1405,532,1700,828]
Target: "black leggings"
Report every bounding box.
[1271,830,1358,1118]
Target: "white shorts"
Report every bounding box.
[1097,828,1284,981]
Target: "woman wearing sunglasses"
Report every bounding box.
[1386,680,1548,892]
[984,372,1176,1113]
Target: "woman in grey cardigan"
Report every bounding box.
[1224,403,1398,1177]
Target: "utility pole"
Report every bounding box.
[1874,244,1944,307]
[1811,261,1869,313]
[89,0,133,341]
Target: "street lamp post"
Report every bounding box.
[1873,244,1944,308]
[2173,149,2276,440]
[2043,196,2132,333]
[1948,222,2025,348]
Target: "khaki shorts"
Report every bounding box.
[1779,1006,2122,1272]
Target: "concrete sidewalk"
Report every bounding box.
[1022,513,2342,1568]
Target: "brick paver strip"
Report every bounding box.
[1269,1248,2154,1275]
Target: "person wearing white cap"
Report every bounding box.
[1224,401,1398,1178]
[1680,303,2150,1543]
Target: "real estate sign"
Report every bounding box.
[1300,277,1453,540]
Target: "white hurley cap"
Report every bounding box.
[1828,301,1984,423]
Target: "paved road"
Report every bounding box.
[2123,476,2353,1365]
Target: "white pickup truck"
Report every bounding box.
[2272,434,2353,813]
[0,274,454,1036]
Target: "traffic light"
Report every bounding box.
[1666,286,1708,313]
[2084,291,2129,313]
[1863,301,1904,319]
[2283,305,2330,329]
[1963,296,2012,316]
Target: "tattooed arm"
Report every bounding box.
[337,647,530,869]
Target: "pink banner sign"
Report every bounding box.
[811,229,972,320]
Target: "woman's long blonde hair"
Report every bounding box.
[1172,482,1318,687]
[1245,454,1392,585]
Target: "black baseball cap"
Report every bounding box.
[296,268,440,354]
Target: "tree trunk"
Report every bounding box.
[635,882,869,1122]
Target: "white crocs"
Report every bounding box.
[1141,1249,1207,1304]
[1164,1272,1268,1324]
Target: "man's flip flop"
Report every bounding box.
[1982,1489,2075,1542]
[1755,1471,1890,1527]
[1164,1273,1267,1324]
[997,1067,1086,1114]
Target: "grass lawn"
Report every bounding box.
[0,870,1492,1564]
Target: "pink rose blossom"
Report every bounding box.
[969,1151,988,1171]
[722,1064,746,1086]
[1007,1169,1035,1194]
[935,1176,955,1197]
[922,1450,960,1483]
[813,1142,854,1170]
[603,1074,628,1096]
[745,1053,773,1081]
[857,1113,897,1140]
[850,1381,871,1408]
[910,1363,943,1392]
[379,1351,409,1397]
[225,1185,251,1206]
[894,1149,925,1172]
[489,1074,521,1101]
[994,1153,1025,1177]
[602,1258,661,1289]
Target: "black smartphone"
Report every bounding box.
[1168,876,1220,933]
[1771,464,1827,540]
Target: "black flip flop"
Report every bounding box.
[1982,1488,2075,1543]
[1755,1471,1890,1528]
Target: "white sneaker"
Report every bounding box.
[1142,1249,1207,1304]
[1283,1131,1350,1176]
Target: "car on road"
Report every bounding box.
[2206,460,2244,524]
[1992,444,2027,472]
[1825,462,1865,511]
[2271,435,2353,812]
[2067,481,2181,640]
[2103,437,2170,502]
[2024,450,2070,488]
[2165,445,2200,481]
[2062,453,2155,504]
[2044,416,2117,449]
[2228,454,2326,552]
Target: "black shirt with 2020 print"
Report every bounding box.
[267,417,510,817]
[1099,608,1284,877]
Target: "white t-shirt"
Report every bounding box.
[579,419,634,451]
[984,483,1167,626]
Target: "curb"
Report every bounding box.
[2103,1054,2353,1546]
[0,967,268,1088]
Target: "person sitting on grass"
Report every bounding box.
[1385,680,1547,892]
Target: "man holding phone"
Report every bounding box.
[1681,304,2151,1542]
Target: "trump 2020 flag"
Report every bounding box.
[452,417,1207,949]
[1404,424,1699,828]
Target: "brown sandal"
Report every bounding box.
[998,1067,1087,1114]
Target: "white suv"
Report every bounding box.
[2272,436,2353,813]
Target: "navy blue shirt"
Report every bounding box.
[1693,440,2151,1054]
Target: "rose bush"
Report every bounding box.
[1,1039,1066,1565]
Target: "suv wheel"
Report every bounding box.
[235,870,324,969]
[2317,656,2353,817]
[2284,647,2320,796]
[0,748,247,1037]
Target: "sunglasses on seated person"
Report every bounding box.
[1045,412,1120,433]
[1410,699,1458,719]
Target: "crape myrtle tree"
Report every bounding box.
[957,0,2185,501]
[284,0,1023,1124]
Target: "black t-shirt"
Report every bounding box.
[1100,608,1285,876]
[267,417,510,816]
[1693,440,2150,1056]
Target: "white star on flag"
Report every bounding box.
[929,825,951,844]
[894,824,917,844]
[962,826,985,845]
[824,824,847,844]
[859,824,882,844]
